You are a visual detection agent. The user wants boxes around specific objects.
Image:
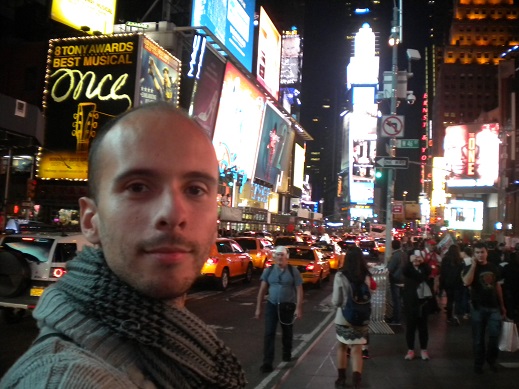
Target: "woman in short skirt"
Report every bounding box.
[332,247,375,389]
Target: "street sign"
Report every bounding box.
[395,139,419,148]
[374,156,409,169]
[381,115,405,138]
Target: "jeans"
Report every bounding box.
[390,282,402,323]
[405,303,429,350]
[470,305,502,368]
[263,301,293,365]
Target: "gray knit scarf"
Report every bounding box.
[54,246,247,389]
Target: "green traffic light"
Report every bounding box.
[375,170,383,179]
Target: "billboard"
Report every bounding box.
[212,62,266,179]
[443,123,500,188]
[256,7,281,99]
[280,32,301,85]
[293,143,305,190]
[191,0,256,72]
[40,34,180,180]
[51,0,116,35]
[444,200,484,230]
[254,103,292,186]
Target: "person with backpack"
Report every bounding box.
[402,251,433,361]
[332,246,376,389]
[255,246,303,373]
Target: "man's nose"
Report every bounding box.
[155,188,187,229]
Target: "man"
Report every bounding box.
[462,242,506,374]
[255,246,303,373]
[1,103,246,388]
[387,239,407,325]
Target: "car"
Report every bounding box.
[337,240,358,253]
[233,236,274,270]
[375,238,386,254]
[199,238,254,290]
[0,232,92,323]
[273,235,304,246]
[311,241,345,270]
[358,239,381,262]
[285,245,331,287]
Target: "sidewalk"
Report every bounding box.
[274,310,519,389]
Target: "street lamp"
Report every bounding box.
[403,191,408,202]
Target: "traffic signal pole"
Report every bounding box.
[384,5,400,265]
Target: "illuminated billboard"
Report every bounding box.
[443,123,500,188]
[280,32,301,85]
[51,0,116,35]
[255,103,292,186]
[191,0,256,72]
[212,62,266,179]
[256,7,281,99]
[40,34,180,180]
[293,143,305,190]
[444,200,484,230]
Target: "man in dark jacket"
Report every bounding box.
[387,240,407,324]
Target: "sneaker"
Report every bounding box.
[421,350,430,361]
[260,364,273,373]
[404,350,415,360]
[362,349,370,359]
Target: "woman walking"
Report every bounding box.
[332,247,376,388]
[402,251,433,361]
[440,244,465,325]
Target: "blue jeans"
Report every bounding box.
[263,301,293,365]
[470,305,502,368]
[390,282,402,323]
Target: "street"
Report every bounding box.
[0,270,337,388]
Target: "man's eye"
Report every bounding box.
[186,185,206,196]
[127,183,149,193]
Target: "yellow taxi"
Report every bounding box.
[375,238,386,254]
[311,241,345,270]
[285,245,331,287]
[200,238,253,290]
[233,236,274,270]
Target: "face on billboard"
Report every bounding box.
[444,123,500,187]
[349,138,376,204]
[212,62,266,178]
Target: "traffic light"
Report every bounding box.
[27,178,37,200]
[375,169,383,179]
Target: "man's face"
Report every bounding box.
[273,248,289,268]
[474,247,488,264]
[80,109,218,303]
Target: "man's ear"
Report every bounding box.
[79,197,101,245]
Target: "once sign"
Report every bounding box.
[374,156,409,169]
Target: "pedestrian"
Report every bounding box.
[422,240,441,313]
[255,246,304,373]
[462,242,506,374]
[440,244,465,325]
[460,245,473,319]
[502,243,519,323]
[387,239,407,325]
[402,251,433,361]
[332,247,376,389]
[0,103,247,388]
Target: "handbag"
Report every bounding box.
[417,281,432,299]
[498,320,519,352]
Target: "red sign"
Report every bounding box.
[393,204,403,214]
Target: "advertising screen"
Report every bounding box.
[139,36,181,106]
[280,32,301,85]
[444,123,500,188]
[191,0,255,72]
[349,137,376,204]
[444,200,484,230]
[189,45,226,138]
[51,0,116,35]
[40,34,140,180]
[255,103,292,186]
[212,62,266,179]
[256,7,281,99]
[293,143,305,190]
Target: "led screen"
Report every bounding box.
[280,33,301,85]
[51,0,116,34]
[255,103,292,186]
[293,143,305,190]
[444,200,484,230]
[191,0,255,71]
[212,62,266,179]
[444,123,500,187]
[349,137,376,204]
[256,7,281,99]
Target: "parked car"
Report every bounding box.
[311,241,345,270]
[233,236,274,270]
[358,239,381,262]
[285,245,331,288]
[0,232,91,323]
[199,238,253,290]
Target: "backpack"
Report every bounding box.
[341,278,372,326]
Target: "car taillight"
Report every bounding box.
[306,263,315,271]
[265,260,273,267]
[52,267,67,278]
[206,257,219,265]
